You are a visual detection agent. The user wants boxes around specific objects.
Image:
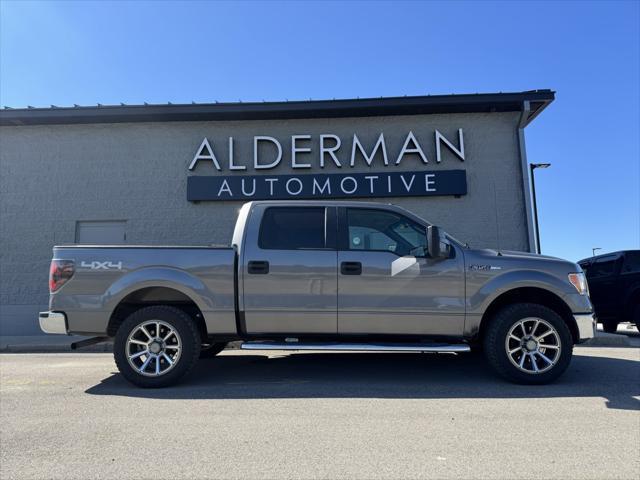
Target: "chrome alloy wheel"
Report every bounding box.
[505,317,561,374]
[126,320,182,377]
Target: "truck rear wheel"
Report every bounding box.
[114,305,201,388]
[483,303,573,384]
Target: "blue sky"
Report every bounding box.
[1,0,638,261]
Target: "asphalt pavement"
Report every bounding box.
[1,346,639,480]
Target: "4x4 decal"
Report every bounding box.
[80,261,122,270]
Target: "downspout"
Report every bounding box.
[518,101,537,253]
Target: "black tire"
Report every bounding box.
[114,305,201,388]
[602,319,619,334]
[200,342,228,359]
[483,303,573,385]
[632,303,640,331]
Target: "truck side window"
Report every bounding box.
[259,207,326,250]
[346,208,426,256]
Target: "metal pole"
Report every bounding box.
[530,164,541,254]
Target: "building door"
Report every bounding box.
[241,205,338,334]
[337,207,465,336]
[76,220,126,244]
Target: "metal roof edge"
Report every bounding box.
[0,90,555,127]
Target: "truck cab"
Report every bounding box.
[236,201,464,338]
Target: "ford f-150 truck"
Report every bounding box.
[40,200,595,387]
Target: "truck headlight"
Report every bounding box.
[568,272,588,295]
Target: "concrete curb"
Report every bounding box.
[0,337,113,353]
[0,338,246,353]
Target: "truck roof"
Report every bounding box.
[238,200,436,236]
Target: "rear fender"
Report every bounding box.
[104,267,214,316]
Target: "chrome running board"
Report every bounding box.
[240,341,470,353]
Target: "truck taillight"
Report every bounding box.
[49,259,75,293]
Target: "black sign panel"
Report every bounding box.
[187,169,467,202]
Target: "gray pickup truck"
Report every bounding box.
[40,200,595,387]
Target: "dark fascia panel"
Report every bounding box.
[0,90,555,127]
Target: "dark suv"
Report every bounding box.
[578,250,640,333]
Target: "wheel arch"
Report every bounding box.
[478,287,579,344]
[103,266,217,339]
[107,286,207,340]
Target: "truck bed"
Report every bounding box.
[50,245,237,336]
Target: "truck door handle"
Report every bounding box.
[341,261,362,275]
[248,260,269,274]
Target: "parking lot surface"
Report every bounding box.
[1,347,639,480]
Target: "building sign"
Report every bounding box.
[188,170,467,201]
[187,129,468,201]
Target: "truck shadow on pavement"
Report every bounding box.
[85,351,640,410]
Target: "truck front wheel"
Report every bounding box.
[114,305,201,388]
[483,303,573,384]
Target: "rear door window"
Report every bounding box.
[259,207,326,250]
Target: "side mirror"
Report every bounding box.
[427,226,450,260]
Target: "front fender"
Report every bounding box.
[468,269,576,315]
